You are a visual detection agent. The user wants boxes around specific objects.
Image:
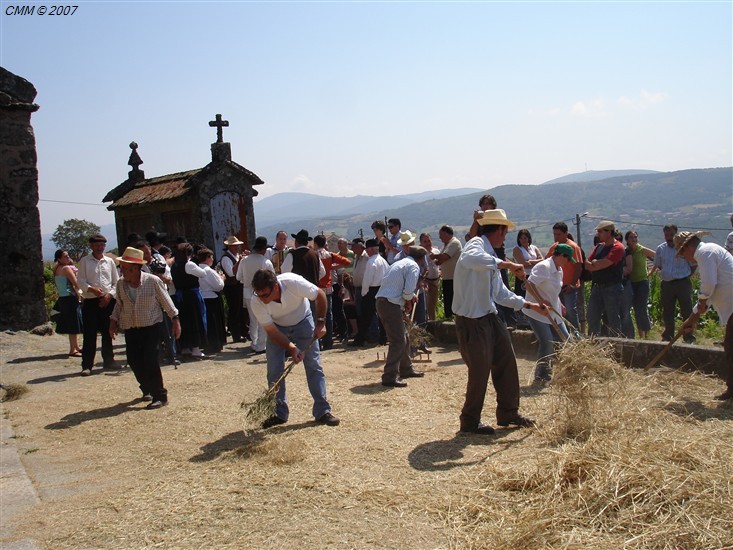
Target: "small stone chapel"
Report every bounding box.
[103,115,263,256]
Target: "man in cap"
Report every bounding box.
[109,247,181,409]
[77,233,119,375]
[249,269,340,428]
[453,209,545,434]
[676,231,733,400]
[584,221,626,337]
[652,224,696,343]
[237,236,275,355]
[282,229,325,285]
[221,235,247,343]
[351,238,389,346]
[375,246,428,387]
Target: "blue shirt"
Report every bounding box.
[654,241,692,281]
[376,257,421,306]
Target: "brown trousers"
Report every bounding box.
[376,298,413,383]
[455,313,520,429]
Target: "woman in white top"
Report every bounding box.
[512,229,543,296]
[198,248,226,355]
[523,244,574,384]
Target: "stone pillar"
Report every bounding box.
[0,67,47,330]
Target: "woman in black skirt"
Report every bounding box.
[197,247,227,355]
[52,249,83,356]
[171,243,208,359]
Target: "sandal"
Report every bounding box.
[69,351,82,357]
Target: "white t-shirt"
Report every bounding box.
[249,273,319,327]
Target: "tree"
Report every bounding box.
[51,219,101,261]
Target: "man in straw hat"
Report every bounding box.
[453,209,547,434]
[675,231,733,400]
[109,247,181,409]
[375,245,428,387]
[77,233,119,376]
[221,235,247,344]
[584,220,626,337]
[249,269,340,428]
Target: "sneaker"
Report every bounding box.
[145,400,168,410]
[80,368,92,377]
[261,415,287,429]
[316,412,340,426]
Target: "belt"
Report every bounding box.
[662,277,690,283]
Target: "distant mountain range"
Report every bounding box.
[255,167,733,252]
[41,168,732,259]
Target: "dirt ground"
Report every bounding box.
[0,330,730,549]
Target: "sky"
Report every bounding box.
[1,1,731,235]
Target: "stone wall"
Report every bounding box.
[0,67,47,330]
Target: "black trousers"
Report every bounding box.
[442,279,454,318]
[81,297,116,369]
[355,286,384,344]
[124,325,167,402]
[660,278,693,341]
[223,283,246,341]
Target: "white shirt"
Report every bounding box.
[425,246,441,280]
[452,235,524,318]
[249,273,319,327]
[220,251,239,278]
[692,242,733,324]
[198,263,225,299]
[77,253,119,299]
[375,257,421,306]
[523,257,564,326]
[236,253,275,299]
[362,253,389,296]
[351,250,368,287]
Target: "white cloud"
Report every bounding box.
[618,89,667,110]
[572,98,610,118]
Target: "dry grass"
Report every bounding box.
[444,340,733,549]
[1,332,731,549]
[1,383,29,402]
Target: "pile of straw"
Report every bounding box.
[445,339,733,548]
[406,320,431,348]
[1,383,29,402]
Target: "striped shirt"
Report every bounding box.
[376,257,421,307]
[654,241,692,281]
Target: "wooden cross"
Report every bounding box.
[209,114,229,143]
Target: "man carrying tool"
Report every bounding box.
[249,269,340,428]
[676,231,733,401]
[375,245,428,388]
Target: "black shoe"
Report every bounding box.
[145,400,167,410]
[249,349,266,355]
[497,415,536,428]
[316,412,340,426]
[348,340,365,347]
[141,393,153,402]
[714,390,733,401]
[103,362,122,371]
[382,379,408,388]
[401,370,424,378]
[460,423,496,435]
[261,415,287,429]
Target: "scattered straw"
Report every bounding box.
[1,383,29,402]
[406,320,431,348]
[240,391,276,426]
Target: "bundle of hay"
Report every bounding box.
[445,339,733,548]
[0,383,29,402]
[406,319,431,348]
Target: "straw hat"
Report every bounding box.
[398,230,416,246]
[475,209,516,230]
[673,231,709,256]
[223,235,244,246]
[118,247,146,265]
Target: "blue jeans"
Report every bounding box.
[528,317,569,381]
[265,312,331,421]
[621,280,635,339]
[560,287,579,329]
[587,282,623,337]
[630,279,651,332]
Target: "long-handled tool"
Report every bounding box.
[643,312,700,371]
[242,338,316,424]
[524,280,571,343]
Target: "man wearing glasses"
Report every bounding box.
[584,220,626,336]
[249,269,340,429]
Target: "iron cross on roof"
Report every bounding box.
[208,114,229,143]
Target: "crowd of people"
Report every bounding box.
[51,206,733,429]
